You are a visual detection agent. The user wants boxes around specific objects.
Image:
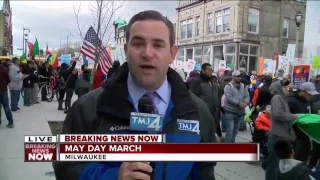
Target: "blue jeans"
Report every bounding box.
[0,92,13,124]
[224,112,242,143]
[23,88,31,106]
[10,90,20,110]
[264,135,287,180]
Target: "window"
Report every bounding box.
[187,19,193,38]
[177,48,184,61]
[202,46,211,64]
[248,8,259,33]
[215,8,230,33]
[195,16,200,37]
[207,13,212,35]
[225,44,236,70]
[194,46,202,64]
[283,18,289,38]
[180,20,187,39]
[239,44,259,72]
[186,48,193,60]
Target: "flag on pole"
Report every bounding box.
[80,26,113,90]
[26,42,33,58]
[80,26,112,75]
[32,38,39,59]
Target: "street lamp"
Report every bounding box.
[295,10,303,58]
[22,27,30,56]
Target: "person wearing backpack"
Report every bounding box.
[57,61,76,111]
[223,70,250,143]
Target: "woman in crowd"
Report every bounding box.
[75,64,91,98]
[30,63,39,104]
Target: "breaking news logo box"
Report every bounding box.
[24,134,259,162]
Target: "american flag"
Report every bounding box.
[80,26,112,75]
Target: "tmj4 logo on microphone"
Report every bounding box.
[130,112,163,132]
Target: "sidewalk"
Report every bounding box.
[0,96,264,180]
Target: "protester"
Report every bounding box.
[238,68,250,131]
[30,63,39,104]
[254,105,271,135]
[8,57,25,111]
[185,69,198,86]
[57,61,76,111]
[75,64,91,98]
[106,60,120,79]
[218,70,232,132]
[256,75,273,108]
[53,10,217,179]
[313,75,320,93]
[274,140,314,180]
[190,63,223,142]
[265,80,298,180]
[0,62,14,128]
[223,70,250,143]
[64,68,78,113]
[287,82,319,162]
[22,61,37,106]
[38,62,52,101]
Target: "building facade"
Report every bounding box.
[0,0,12,56]
[176,0,306,72]
[302,1,320,65]
[114,18,127,45]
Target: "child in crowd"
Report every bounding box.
[274,140,315,180]
[254,105,271,135]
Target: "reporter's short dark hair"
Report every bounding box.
[126,10,175,47]
[274,140,293,159]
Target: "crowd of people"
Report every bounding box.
[0,57,100,127]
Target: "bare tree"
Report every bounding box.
[73,0,124,78]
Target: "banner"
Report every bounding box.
[184,59,196,73]
[218,60,226,76]
[286,44,296,61]
[278,56,291,74]
[263,59,276,74]
[59,54,71,66]
[292,65,311,89]
[175,60,183,70]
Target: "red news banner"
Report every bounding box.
[24,134,259,162]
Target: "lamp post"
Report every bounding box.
[22,27,30,55]
[24,33,29,56]
[295,10,303,58]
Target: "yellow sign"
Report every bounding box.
[312,56,320,69]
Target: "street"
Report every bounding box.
[0,96,265,180]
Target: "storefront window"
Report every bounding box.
[225,44,236,70]
[239,44,259,72]
[186,48,193,60]
[202,46,211,64]
[194,46,202,64]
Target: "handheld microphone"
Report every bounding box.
[130,95,163,178]
[129,95,163,132]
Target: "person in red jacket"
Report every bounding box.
[255,105,271,134]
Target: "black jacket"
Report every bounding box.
[256,84,273,107]
[287,92,312,137]
[59,62,76,86]
[190,73,220,111]
[38,66,52,82]
[53,63,217,180]
[22,66,37,88]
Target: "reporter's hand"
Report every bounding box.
[118,162,152,180]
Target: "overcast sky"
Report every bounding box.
[11,1,177,56]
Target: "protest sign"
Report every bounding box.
[292,65,311,89]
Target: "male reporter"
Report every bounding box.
[53,10,216,180]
